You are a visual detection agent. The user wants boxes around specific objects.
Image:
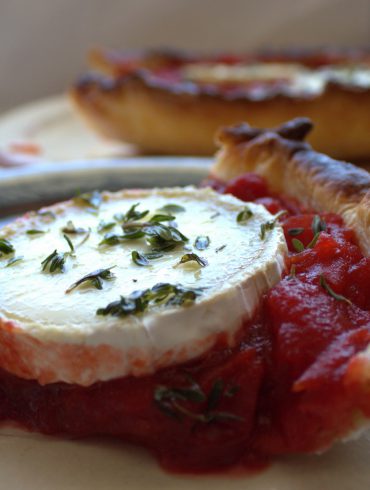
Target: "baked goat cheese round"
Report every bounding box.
[0,187,287,386]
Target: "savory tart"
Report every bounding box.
[0,119,369,473]
[70,47,370,161]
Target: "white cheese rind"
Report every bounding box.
[0,187,287,385]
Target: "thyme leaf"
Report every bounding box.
[131,250,163,266]
[157,204,185,214]
[73,190,102,210]
[63,234,75,253]
[260,210,287,240]
[132,251,149,266]
[114,203,149,223]
[237,207,253,224]
[306,232,320,249]
[176,253,208,268]
[65,267,116,293]
[5,256,23,267]
[149,214,176,223]
[0,238,15,255]
[41,250,67,273]
[194,235,210,251]
[312,215,327,235]
[41,235,75,273]
[97,283,204,317]
[319,275,352,305]
[61,220,88,235]
[26,229,47,235]
[97,220,116,233]
[288,227,304,236]
[215,244,227,253]
[292,238,305,252]
[154,377,243,425]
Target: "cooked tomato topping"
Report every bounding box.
[1,172,369,474]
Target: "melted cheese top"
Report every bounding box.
[182,62,370,94]
[0,187,287,384]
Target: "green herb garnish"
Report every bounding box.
[26,229,46,235]
[312,215,327,235]
[176,253,208,268]
[41,235,75,273]
[288,227,304,236]
[5,256,23,267]
[292,238,305,252]
[306,232,320,249]
[132,251,150,266]
[319,275,352,305]
[131,250,163,266]
[0,238,15,255]
[41,250,67,273]
[215,244,227,253]
[237,207,253,224]
[97,283,204,317]
[154,377,243,424]
[65,267,116,293]
[114,203,149,223]
[260,210,287,240]
[97,220,116,233]
[61,220,88,234]
[157,204,185,214]
[73,190,102,210]
[194,235,210,251]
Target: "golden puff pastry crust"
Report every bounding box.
[70,48,370,160]
[211,117,370,256]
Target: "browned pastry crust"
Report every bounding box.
[70,48,370,160]
[211,117,370,256]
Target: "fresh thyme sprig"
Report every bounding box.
[100,220,189,252]
[114,203,149,223]
[215,244,227,253]
[292,238,305,252]
[65,267,116,293]
[312,215,327,235]
[154,377,243,424]
[97,220,116,233]
[176,253,208,268]
[97,283,204,317]
[131,250,163,266]
[0,238,15,255]
[288,227,304,236]
[291,215,327,253]
[61,220,89,235]
[5,256,23,267]
[41,235,75,273]
[157,204,185,214]
[260,210,287,240]
[26,229,47,235]
[132,251,149,266]
[319,275,352,305]
[73,191,102,210]
[237,207,254,224]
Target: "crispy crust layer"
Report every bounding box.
[211,117,370,256]
[212,117,370,440]
[70,48,370,160]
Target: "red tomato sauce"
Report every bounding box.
[1,173,369,474]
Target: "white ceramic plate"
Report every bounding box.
[0,160,370,489]
[0,95,136,163]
